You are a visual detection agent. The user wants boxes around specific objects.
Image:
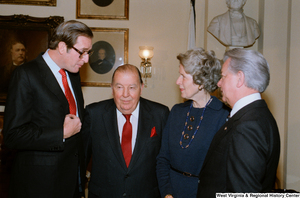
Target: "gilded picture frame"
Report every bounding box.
[0,14,64,105]
[80,28,129,87]
[0,0,56,6]
[76,0,129,20]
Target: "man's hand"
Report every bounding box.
[63,114,82,139]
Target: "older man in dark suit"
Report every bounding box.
[197,48,280,198]
[82,64,169,197]
[3,20,93,198]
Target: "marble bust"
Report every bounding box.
[207,0,260,47]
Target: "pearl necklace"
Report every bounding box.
[179,97,213,149]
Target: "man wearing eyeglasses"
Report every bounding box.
[3,20,93,198]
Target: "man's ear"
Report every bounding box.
[58,42,67,55]
[236,71,245,88]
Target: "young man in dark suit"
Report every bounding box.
[197,48,280,197]
[3,20,93,198]
[82,64,169,197]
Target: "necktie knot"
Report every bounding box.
[123,114,131,121]
[59,69,66,77]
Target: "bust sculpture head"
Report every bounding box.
[207,0,260,47]
[226,0,247,11]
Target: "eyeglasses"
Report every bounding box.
[72,46,93,59]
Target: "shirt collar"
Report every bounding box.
[42,49,62,74]
[230,93,261,117]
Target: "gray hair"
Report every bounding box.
[111,64,143,85]
[223,48,270,93]
[177,48,222,93]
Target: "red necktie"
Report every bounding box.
[59,69,77,115]
[121,114,132,167]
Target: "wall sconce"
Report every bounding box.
[139,46,154,87]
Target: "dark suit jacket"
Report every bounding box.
[82,98,169,198]
[3,53,85,198]
[197,100,280,198]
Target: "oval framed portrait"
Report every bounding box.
[80,27,128,87]
[89,41,115,75]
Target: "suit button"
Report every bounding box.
[123,192,126,196]
[74,153,78,157]
[125,174,129,178]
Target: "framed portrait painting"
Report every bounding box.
[0,0,56,6]
[77,0,129,20]
[80,28,129,87]
[0,15,64,104]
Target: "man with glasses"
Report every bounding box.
[3,20,93,198]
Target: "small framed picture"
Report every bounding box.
[0,0,56,6]
[77,0,129,20]
[80,28,129,87]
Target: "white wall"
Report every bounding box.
[286,0,300,190]
[259,0,290,188]
[1,0,300,191]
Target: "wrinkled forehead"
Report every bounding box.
[221,58,232,74]
[113,70,140,85]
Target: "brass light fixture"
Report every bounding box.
[139,46,154,87]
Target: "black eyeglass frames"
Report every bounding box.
[72,46,93,59]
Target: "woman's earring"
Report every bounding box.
[198,85,203,91]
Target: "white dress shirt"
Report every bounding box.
[117,102,140,153]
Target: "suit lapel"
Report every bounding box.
[103,102,128,170]
[36,55,68,109]
[201,100,267,172]
[37,53,84,118]
[128,99,152,170]
[200,117,233,171]
[103,99,155,170]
